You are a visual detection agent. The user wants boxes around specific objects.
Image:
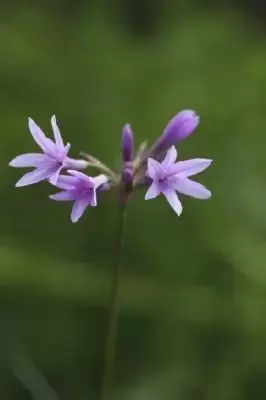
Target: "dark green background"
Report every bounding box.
[1,1,266,399]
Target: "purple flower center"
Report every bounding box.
[74,181,93,197]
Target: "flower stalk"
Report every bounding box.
[100,201,127,400]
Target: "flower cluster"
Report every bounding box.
[10,110,212,222]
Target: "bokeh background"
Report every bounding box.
[1,0,266,399]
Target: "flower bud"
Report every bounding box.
[121,124,134,163]
[152,110,199,154]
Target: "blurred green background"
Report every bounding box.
[1,0,266,399]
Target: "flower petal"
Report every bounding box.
[92,174,108,189]
[163,189,183,216]
[173,178,211,199]
[145,182,160,200]
[51,115,64,148]
[28,118,55,154]
[161,146,178,167]
[54,175,79,190]
[15,167,55,187]
[171,159,212,177]
[49,166,63,186]
[146,158,163,180]
[71,199,90,223]
[67,170,92,183]
[65,157,89,170]
[49,190,76,201]
[90,190,97,207]
[9,153,47,168]
[64,142,71,155]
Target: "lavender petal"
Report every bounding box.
[170,159,212,177]
[54,175,79,190]
[144,183,160,200]
[51,115,64,149]
[147,158,163,180]
[163,189,183,216]
[49,166,64,186]
[71,199,90,223]
[15,167,55,187]
[9,153,47,168]
[28,118,54,154]
[92,174,108,189]
[67,170,91,182]
[49,191,76,201]
[173,178,211,199]
[90,190,97,207]
[65,157,89,170]
[161,146,178,168]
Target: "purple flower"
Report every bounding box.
[50,170,108,223]
[121,124,134,186]
[145,146,212,215]
[9,116,88,187]
[151,110,199,155]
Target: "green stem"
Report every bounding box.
[100,204,126,400]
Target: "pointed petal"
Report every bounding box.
[145,182,160,200]
[161,146,178,167]
[54,175,79,190]
[51,115,64,148]
[173,178,211,199]
[67,170,91,182]
[90,189,97,206]
[49,166,63,186]
[147,158,163,180]
[55,176,78,189]
[171,159,212,177]
[49,190,76,201]
[9,153,47,168]
[64,142,71,155]
[163,189,183,216]
[15,167,54,187]
[92,174,108,189]
[64,157,89,170]
[28,118,55,153]
[71,199,90,223]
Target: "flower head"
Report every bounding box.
[145,146,212,215]
[9,116,88,187]
[50,171,108,223]
[151,110,199,155]
[121,124,134,186]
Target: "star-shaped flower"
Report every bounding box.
[50,171,109,223]
[9,116,88,187]
[145,146,212,215]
